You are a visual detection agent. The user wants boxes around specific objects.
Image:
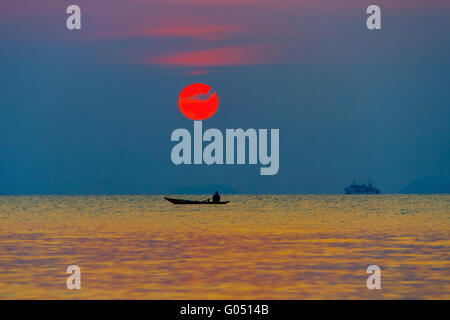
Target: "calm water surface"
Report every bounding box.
[0,195,449,299]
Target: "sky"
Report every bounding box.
[0,0,449,194]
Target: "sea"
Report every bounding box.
[0,194,448,299]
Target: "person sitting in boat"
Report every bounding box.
[212,191,220,203]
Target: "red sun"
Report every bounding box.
[178,83,219,120]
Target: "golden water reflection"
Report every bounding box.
[0,195,449,299]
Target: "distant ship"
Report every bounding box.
[345,182,380,194]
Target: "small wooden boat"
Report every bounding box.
[164,197,230,205]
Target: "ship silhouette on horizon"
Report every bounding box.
[345,182,380,194]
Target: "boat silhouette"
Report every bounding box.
[164,197,230,205]
[345,182,380,194]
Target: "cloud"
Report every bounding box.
[145,45,278,67]
[185,69,208,75]
[188,90,216,101]
[100,25,243,41]
[2,0,448,69]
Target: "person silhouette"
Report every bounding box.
[212,191,220,203]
